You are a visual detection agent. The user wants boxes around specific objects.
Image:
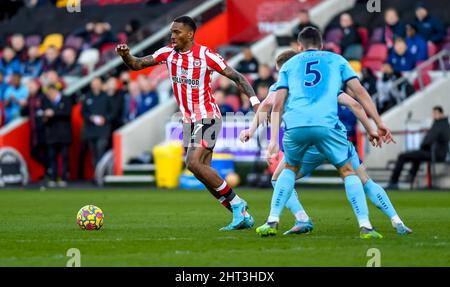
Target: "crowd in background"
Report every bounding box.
[0,1,449,185]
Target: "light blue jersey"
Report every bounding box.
[276,50,358,129]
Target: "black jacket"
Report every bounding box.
[340,25,361,52]
[82,91,113,140]
[414,15,445,44]
[420,117,450,160]
[42,95,73,145]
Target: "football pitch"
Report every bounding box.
[0,188,449,267]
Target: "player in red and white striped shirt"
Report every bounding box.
[116,16,260,231]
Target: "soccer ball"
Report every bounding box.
[77,205,104,230]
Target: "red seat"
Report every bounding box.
[428,42,437,58]
[100,42,117,55]
[413,71,432,90]
[361,59,383,72]
[365,43,388,61]
[324,42,342,54]
[358,27,369,50]
[225,95,241,112]
[116,32,128,44]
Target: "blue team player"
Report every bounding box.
[259,27,396,239]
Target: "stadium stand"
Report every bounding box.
[1,0,449,189]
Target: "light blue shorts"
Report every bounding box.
[299,144,362,177]
[282,126,354,168]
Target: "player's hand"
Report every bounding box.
[267,141,279,163]
[116,44,130,57]
[239,129,252,143]
[377,123,396,144]
[367,129,382,148]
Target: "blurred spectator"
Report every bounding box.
[104,77,125,132]
[292,9,319,40]
[21,80,47,170]
[252,64,274,92]
[41,45,62,74]
[22,46,43,78]
[3,72,28,123]
[124,19,141,39]
[376,63,401,113]
[73,19,117,49]
[387,37,416,72]
[42,84,72,187]
[339,13,363,60]
[137,76,159,116]
[406,23,428,62]
[217,76,239,96]
[59,48,82,76]
[338,104,357,145]
[10,33,27,62]
[360,67,378,96]
[382,8,406,49]
[388,106,450,189]
[119,71,130,93]
[214,90,233,115]
[40,69,65,91]
[256,85,269,102]
[0,70,7,101]
[123,81,141,122]
[414,3,445,44]
[82,77,112,167]
[236,47,259,74]
[239,93,252,114]
[0,46,21,77]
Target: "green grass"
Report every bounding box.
[0,188,449,267]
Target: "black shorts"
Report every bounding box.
[182,118,222,151]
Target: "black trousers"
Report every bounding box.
[88,138,109,168]
[48,143,70,181]
[390,150,431,184]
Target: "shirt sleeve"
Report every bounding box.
[276,66,289,90]
[339,56,358,83]
[205,49,228,72]
[151,45,173,64]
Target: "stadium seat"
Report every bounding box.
[365,43,388,61]
[64,35,84,50]
[370,27,384,44]
[116,32,128,44]
[39,33,64,54]
[361,59,383,72]
[349,60,362,73]
[358,27,369,49]
[428,42,438,58]
[78,48,100,74]
[25,35,42,48]
[324,42,341,54]
[225,95,241,112]
[413,71,432,91]
[325,28,343,44]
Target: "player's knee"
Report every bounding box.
[185,157,201,174]
[338,162,355,178]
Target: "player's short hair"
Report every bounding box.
[276,50,297,68]
[297,26,323,49]
[433,106,444,114]
[173,16,197,33]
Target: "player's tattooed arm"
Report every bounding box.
[116,44,157,70]
[219,66,259,110]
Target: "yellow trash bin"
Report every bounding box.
[152,141,183,188]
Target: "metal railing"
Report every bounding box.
[372,49,450,106]
[63,0,224,96]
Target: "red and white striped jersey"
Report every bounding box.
[152,43,228,123]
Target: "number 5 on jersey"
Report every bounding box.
[304,60,322,87]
